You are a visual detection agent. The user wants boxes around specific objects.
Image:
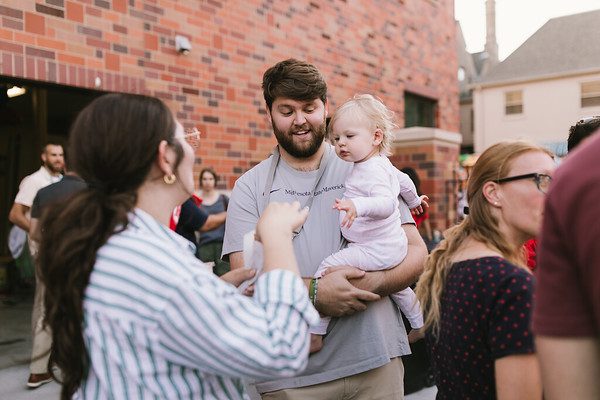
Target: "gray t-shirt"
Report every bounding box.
[222,144,413,392]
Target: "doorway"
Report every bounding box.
[0,79,104,257]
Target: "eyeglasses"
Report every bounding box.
[176,127,201,148]
[495,173,552,194]
[576,116,600,125]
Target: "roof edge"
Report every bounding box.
[472,67,600,89]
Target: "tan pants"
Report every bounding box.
[29,274,51,374]
[262,357,404,400]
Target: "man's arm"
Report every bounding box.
[8,203,31,232]
[495,354,542,400]
[200,211,227,232]
[316,223,426,317]
[355,223,427,296]
[229,251,244,269]
[536,336,600,400]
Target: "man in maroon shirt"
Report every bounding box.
[534,117,600,400]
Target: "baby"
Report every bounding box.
[311,94,427,347]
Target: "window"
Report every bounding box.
[505,90,523,115]
[581,81,600,108]
[405,92,437,128]
[458,67,466,82]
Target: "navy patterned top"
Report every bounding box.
[426,257,535,399]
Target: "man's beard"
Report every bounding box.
[272,117,327,158]
[44,160,63,174]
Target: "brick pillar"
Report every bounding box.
[390,127,462,231]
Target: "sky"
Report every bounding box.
[455,0,600,60]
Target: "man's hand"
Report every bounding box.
[408,328,425,343]
[316,267,380,317]
[220,268,256,288]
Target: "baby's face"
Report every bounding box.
[330,112,380,163]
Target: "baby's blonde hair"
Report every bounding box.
[328,94,397,156]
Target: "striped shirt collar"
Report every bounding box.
[130,207,196,254]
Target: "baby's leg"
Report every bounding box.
[323,244,386,271]
[309,248,368,337]
[390,287,423,330]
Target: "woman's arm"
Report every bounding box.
[199,211,226,232]
[495,354,542,400]
[158,202,318,380]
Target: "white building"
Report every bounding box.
[473,9,600,156]
[457,0,499,153]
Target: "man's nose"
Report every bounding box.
[293,111,307,125]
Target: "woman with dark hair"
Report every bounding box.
[416,141,554,399]
[38,93,318,400]
[401,167,433,246]
[197,167,230,276]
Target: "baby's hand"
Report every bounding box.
[411,195,430,215]
[334,198,357,228]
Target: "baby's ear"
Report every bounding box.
[373,128,384,146]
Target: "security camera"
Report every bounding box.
[175,35,191,55]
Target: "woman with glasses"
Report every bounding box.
[37,93,318,400]
[416,141,555,399]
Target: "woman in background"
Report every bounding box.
[416,141,554,399]
[197,168,230,276]
[401,167,433,246]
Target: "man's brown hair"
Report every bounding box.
[262,59,327,111]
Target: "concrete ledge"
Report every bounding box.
[393,127,462,146]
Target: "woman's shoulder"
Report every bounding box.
[452,256,533,288]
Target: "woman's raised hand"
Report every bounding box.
[256,201,309,244]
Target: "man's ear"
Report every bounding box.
[324,99,329,118]
[373,128,384,146]
[265,107,273,128]
[482,181,502,207]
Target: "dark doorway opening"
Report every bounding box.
[0,78,104,258]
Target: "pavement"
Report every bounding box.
[0,288,61,399]
[0,288,436,400]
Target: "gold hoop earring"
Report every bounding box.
[164,174,177,185]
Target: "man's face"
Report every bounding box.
[268,97,327,159]
[41,145,64,174]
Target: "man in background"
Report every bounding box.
[534,116,600,399]
[8,142,64,389]
[9,143,64,234]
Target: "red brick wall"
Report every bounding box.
[0,0,458,189]
[391,141,460,231]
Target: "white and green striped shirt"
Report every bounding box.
[76,208,318,399]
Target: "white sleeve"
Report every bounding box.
[352,164,397,219]
[396,171,421,209]
[157,270,319,380]
[14,176,40,207]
